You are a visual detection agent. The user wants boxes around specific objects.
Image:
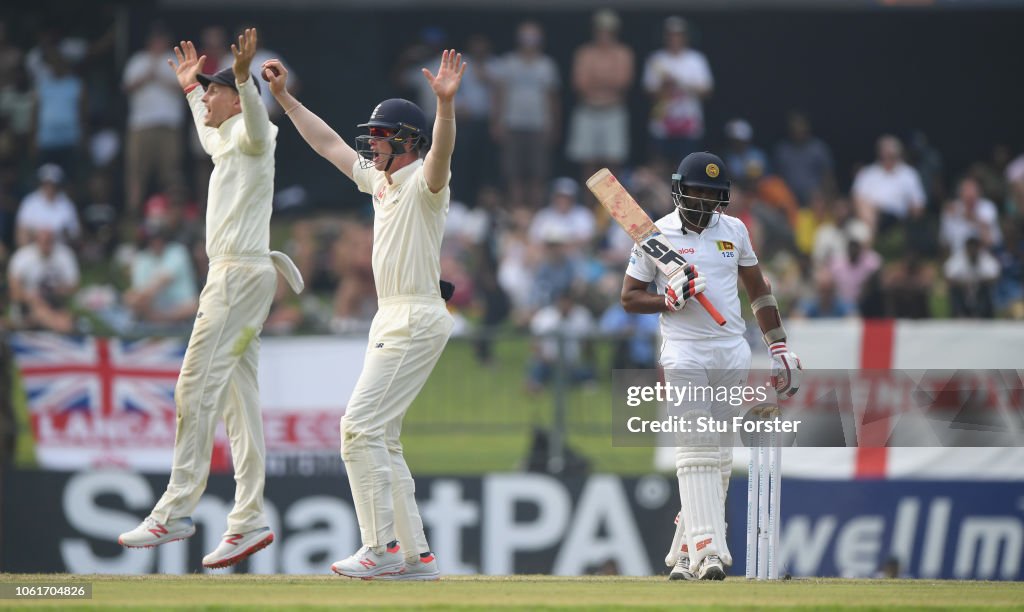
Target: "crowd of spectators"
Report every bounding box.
[1,10,1022,356]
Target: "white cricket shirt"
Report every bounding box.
[351,158,449,300]
[186,78,277,258]
[625,211,757,341]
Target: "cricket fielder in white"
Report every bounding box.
[261,50,466,580]
[118,30,304,569]
[621,151,802,580]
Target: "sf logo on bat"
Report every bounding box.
[642,235,687,266]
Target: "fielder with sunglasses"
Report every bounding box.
[262,50,466,580]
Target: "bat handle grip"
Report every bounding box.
[696,294,727,326]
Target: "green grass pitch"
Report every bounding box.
[1,575,1022,610]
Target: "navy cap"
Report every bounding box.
[197,67,261,95]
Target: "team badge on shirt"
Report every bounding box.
[717,240,735,258]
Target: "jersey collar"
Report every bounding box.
[386,158,423,186]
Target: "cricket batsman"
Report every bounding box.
[261,50,466,580]
[620,151,802,580]
[118,30,304,569]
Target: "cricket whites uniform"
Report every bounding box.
[626,211,758,573]
[150,78,303,536]
[344,157,454,554]
[625,211,757,415]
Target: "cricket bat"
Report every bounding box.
[587,168,727,326]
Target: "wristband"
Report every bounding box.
[764,326,787,345]
[184,83,200,94]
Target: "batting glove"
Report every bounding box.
[664,263,706,312]
[769,341,802,399]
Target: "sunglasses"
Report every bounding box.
[368,127,395,138]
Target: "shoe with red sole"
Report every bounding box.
[119,517,195,548]
[202,527,275,569]
[375,553,441,581]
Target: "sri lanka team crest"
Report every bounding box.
[705,163,720,178]
[716,240,735,251]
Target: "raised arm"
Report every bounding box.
[231,29,271,154]
[422,49,467,194]
[262,58,357,180]
[168,40,216,154]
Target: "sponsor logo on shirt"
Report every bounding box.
[679,247,695,255]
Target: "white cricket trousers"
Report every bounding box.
[151,255,277,535]
[341,295,453,553]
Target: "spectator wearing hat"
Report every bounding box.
[15,164,80,247]
[123,27,187,220]
[7,227,78,332]
[566,10,634,198]
[642,16,713,170]
[529,177,596,253]
[722,118,767,181]
[124,218,198,331]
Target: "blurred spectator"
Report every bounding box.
[24,26,89,83]
[828,221,881,308]
[330,220,375,333]
[993,218,1024,318]
[945,236,999,318]
[811,197,854,267]
[528,291,595,393]
[883,253,934,319]
[967,144,1011,207]
[123,219,198,331]
[198,26,232,75]
[395,27,446,120]
[492,21,561,210]
[794,269,855,319]
[852,135,925,235]
[451,34,499,202]
[122,27,186,219]
[528,177,596,252]
[773,111,835,206]
[1004,151,1024,216]
[906,130,944,206]
[722,119,767,180]
[15,164,80,246]
[531,229,582,310]
[79,173,118,264]
[566,10,634,196]
[642,16,712,170]
[7,228,78,332]
[497,207,538,325]
[599,302,659,368]
[0,21,23,84]
[939,176,1002,255]
[32,49,86,176]
[0,65,35,157]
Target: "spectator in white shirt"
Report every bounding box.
[852,135,926,234]
[940,176,1002,255]
[945,236,1000,318]
[7,228,78,332]
[122,27,187,218]
[642,16,713,170]
[124,218,198,330]
[528,177,596,251]
[527,291,595,393]
[15,164,80,247]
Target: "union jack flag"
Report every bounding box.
[12,332,185,467]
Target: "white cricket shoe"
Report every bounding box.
[376,553,441,581]
[118,516,195,548]
[331,544,405,579]
[669,555,696,581]
[202,527,275,569]
[698,555,727,581]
